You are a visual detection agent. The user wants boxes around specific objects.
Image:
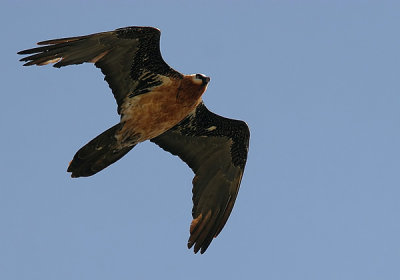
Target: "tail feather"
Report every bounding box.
[67,123,135,177]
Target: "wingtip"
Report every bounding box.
[187,240,196,251]
[187,211,215,254]
[17,48,32,55]
[188,240,210,254]
[21,61,37,67]
[187,240,201,254]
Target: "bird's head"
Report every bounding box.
[192,73,211,86]
[180,73,210,103]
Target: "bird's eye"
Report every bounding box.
[195,74,203,80]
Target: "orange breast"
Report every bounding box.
[117,75,205,144]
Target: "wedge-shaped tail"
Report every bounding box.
[68,123,135,178]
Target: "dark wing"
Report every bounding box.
[151,102,250,254]
[18,26,183,114]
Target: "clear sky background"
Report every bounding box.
[1,1,399,279]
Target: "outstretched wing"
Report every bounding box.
[151,102,250,254]
[18,26,183,114]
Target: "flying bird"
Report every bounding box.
[18,26,250,254]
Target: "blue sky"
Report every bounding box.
[1,1,400,279]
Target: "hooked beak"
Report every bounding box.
[203,76,210,85]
